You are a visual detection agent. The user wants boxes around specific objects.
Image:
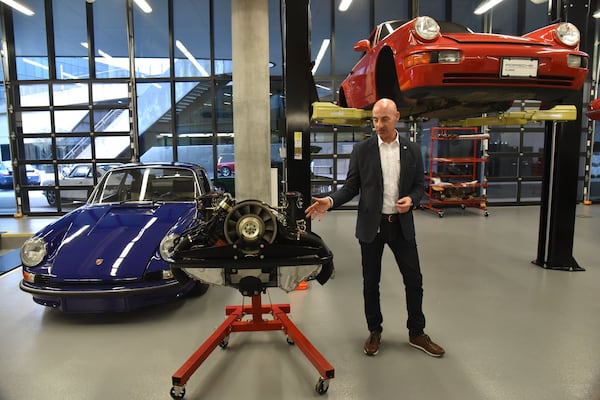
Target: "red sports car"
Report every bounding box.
[338,16,589,121]
[587,97,600,120]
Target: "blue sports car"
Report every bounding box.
[19,162,215,313]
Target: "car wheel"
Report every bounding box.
[187,281,209,297]
[45,190,57,206]
[376,47,402,107]
[220,166,232,177]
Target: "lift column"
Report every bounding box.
[534,0,591,271]
[283,0,315,211]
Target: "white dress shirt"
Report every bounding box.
[378,132,400,214]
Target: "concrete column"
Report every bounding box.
[231,0,271,202]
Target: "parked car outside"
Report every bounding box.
[0,162,12,188]
[41,163,119,206]
[217,153,235,177]
[2,161,41,186]
[19,162,215,313]
[338,17,588,121]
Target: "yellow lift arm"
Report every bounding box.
[311,102,577,127]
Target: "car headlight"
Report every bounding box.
[159,233,180,261]
[555,22,579,47]
[414,16,440,41]
[20,237,47,267]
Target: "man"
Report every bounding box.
[305,98,444,357]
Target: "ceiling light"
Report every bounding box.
[176,40,209,77]
[338,0,352,12]
[133,0,152,13]
[0,0,34,16]
[312,39,330,75]
[474,0,504,15]
[594,10,600,18]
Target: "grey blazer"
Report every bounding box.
[330,134,424,243]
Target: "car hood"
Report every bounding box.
[442,33,545,46]
[46,203,194,280]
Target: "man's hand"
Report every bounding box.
[305,196,332,221]
[395,196,413,214]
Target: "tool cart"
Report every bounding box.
[422,127,489,217]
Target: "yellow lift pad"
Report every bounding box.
[311,102,372,126]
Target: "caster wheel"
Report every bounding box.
[315,377,329,395]
[484,211,489,217]
[286,336,295,345]
[460,204,466,210]
[438,212,444,218]
[219,336,229,349]
[170,386,186,399]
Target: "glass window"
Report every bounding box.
[134,0,170,79]
[214,1,232,61]
[55,137,90,160]
[21,111,51,134]
[487,156,518,178]
[92,83,129,105]
[525,1,550,31]
[488,131,520,153]
[335,0,371,75]
[19,84,50,107]
[375,0,408,23]
[94,136,132,159]
[486,181,517,202]
[92,110,130,133]
[418,0,446,20]
[311,1,331,76]
[451,0,482,32]
[14,0,48,80]
[174,0,211,78]
[520,181,542,202]
[93,0,129,78]
[21,137,52,161]
[53,1,89,80]
[53,83,89,107]
[54,110,90,133]
[137,81,172,161]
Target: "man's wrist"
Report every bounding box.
[327,196,333,209]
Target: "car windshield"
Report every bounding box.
[88,166,201,204]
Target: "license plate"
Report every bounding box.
[501,58,538,78]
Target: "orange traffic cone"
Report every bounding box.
[294,281,309,290]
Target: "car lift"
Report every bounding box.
[169,293,334,399]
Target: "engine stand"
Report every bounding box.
[169,293,335,399]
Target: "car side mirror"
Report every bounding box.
[353,39,370,52]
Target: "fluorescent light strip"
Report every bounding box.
[133,0,152,13]
[338,0,352,12]
[594,10,600,18]
[474,0,504,15]
[176,40,209,77]
[311,39,330,75]
[0,0,34,16]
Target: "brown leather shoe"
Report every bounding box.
[409,334,445,357]
[363,331,381,356]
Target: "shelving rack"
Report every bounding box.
[422,127,489,217]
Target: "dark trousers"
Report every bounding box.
[359,218,425,337]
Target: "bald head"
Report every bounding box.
[372,98,400,143]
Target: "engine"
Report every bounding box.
[168,191,334,296]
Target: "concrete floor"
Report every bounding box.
[1,205,599,400]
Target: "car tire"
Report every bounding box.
[45,190,57,206]
[220,166,232,177]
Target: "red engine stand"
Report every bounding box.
[169,293,335,399]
